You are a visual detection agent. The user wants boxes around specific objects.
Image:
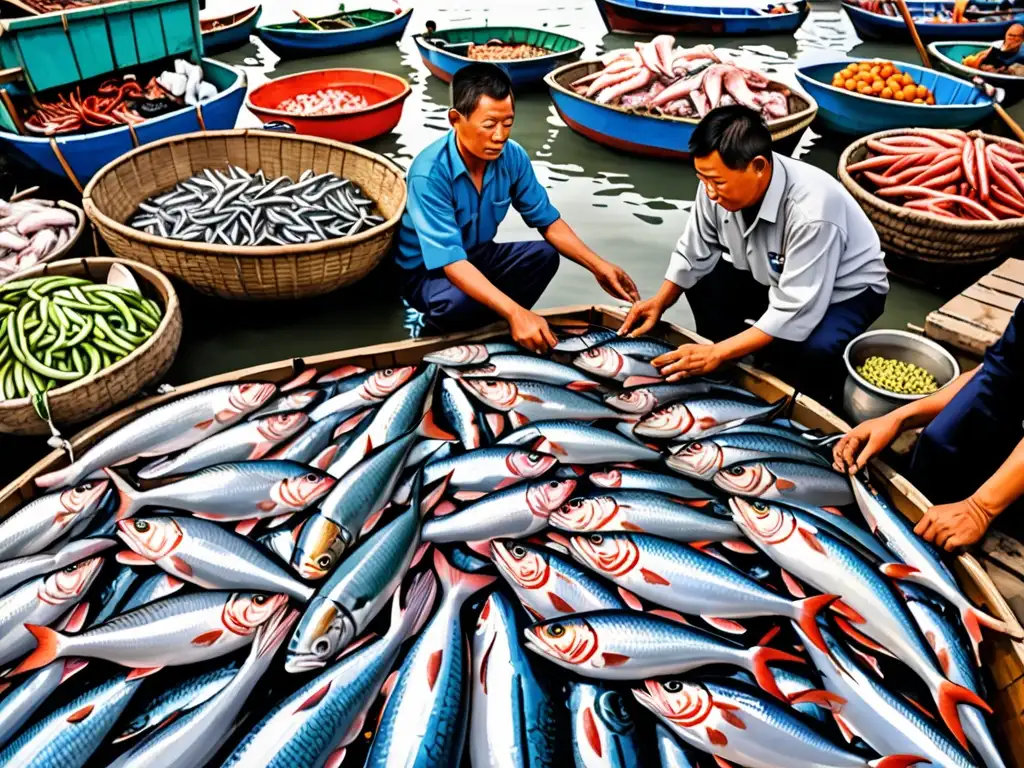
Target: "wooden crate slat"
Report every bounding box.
[978,275,1024,301]
[993,258,1024,287]
[938,295,1014,335]
[925,312,1001,357]
[962,284,1024,313]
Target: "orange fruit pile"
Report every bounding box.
[831,61,936,104]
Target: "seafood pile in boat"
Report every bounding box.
[0,198,78,279]
[569,36,791,120]
[128,165,385,246]
[276,88,370,116]
[0,324,1013,767]
[467,42,553,61]
[23,60,217,137]
[848,129,1024,220]
[0,271,162,400]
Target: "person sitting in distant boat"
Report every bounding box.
[618,105,889,406]
[394,63,639,352]
[965,23,1024,72]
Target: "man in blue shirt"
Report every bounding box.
[395,63,639,352]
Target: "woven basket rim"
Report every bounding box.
[81,129,409,259]
[245,69,413,122]
[0,257,179,411]
[838,128,1024,232]
[0,200,86,287]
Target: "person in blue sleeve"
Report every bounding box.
[394,63,639,352]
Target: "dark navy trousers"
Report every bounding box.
[686,258,887,406]
[398,240,560,333]
[909,302,1024,527]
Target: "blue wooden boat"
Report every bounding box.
[842,0,1024,41]
[595,0,809,36]
[0,58,245,189]
[256,6,413,58]
[545,60,817,159]
[795,58,993,135]
[201,5,262,54]
[412,26,584,88]
[929,40,1024,102]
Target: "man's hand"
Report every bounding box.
[507,306,558,354]
[592,260,640,303]
[618,297,665,337]
[653,343,724,381]
[914,496,997,551]
[832,414,903,475]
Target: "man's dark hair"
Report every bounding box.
[689,105,773,169]
[451,63,514,117]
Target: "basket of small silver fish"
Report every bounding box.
[0,257,181,436]
[81,129,407,300]
[0,306,1018,767]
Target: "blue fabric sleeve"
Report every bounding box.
[406,174,468,270]
[507,143,560,230]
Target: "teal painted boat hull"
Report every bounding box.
[795,58,994,135]
[928,40,1024,103]
[0,59,245,187]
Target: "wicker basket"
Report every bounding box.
[81,130,408,300]
[0,200,86,286]
[839,129,1024,264]
[0,257,182,436]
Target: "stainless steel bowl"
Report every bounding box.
[843,329,960,424]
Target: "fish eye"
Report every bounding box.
[589,534,604,545]
[753,501,768,511]
[133,520,149,532]
[511,545,527,558]
[383,368,395,376]
[305,473,320,482]
[63,564,78,573]
[312,638,332,656]
[728,466,746,476]
[547,624,565,638]
[569,499,583,508]
[664,680,684,693]
[316,554,333,569]
[527,453,542,461]
[253,595,267,605]
[78,482,94,491]
[548,481,560,488]
[690,443,703,451]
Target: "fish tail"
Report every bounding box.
[964,604,1022,644]
[790,595,840,654]
[391,570,438,641]
[433,549,496,608]
[765,395,792,422]
[748,646,803,702]
[417,411,456,441]
[103,468,140,520]
[13,625,68,675]
[937,680,993,751]
[869,756,929,768]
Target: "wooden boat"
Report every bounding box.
[2,303,1022,765]
[795,58,993,135]
[246,68,411,142]
[412,26,585,87]
[842,0,1024,41]
[595,0,809,36]
[929,40,1024,103]
[200,5,262,54]
[545,60,817,159]
[256,6,413,59]
[0,58,246,191]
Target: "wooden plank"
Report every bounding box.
[937,294,1014,336]
[978,274,1024,301]
[68,17,113,81]
[925,311,1001,357]
[993,258,1024,286]
[962,284,1024,313]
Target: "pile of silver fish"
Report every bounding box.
[0,326,1016,767]
[128,165,385,247]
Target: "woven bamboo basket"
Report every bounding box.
[839,129,1024,264]
[80,130,407,300]
[0,199,86,286]
[0,257,181,436]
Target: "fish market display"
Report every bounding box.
[0,274,164,400]
[276,88,370,116]
[128,165,385,246]
[0,323,1012,767]
[24,61,217,136]
[568,36,792,120]
[0,199,78,279]
[832,60,936,103]
[846,130,1024,220]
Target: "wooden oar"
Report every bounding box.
[893,0,931,68]
[292,10,323,30]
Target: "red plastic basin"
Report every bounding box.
[246,69,411,143]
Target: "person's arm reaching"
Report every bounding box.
[832,365,980,474]
[916,436,1024,551]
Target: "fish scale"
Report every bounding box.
[668,431,831,480]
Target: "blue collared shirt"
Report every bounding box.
[394,132,561,271]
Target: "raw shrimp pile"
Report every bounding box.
[569,35,791,120]
[847,129,1024,221]
[275,88,370,116]
[0,199,78,279]
[467,42,552,61]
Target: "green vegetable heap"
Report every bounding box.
[0,275,162,400]
[856,355,939,396]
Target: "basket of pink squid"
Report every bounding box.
[544,35,817,159]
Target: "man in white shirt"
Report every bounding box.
[619,105,889,404]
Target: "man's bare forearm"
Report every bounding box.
[541,218,598,270]
[886,366,981,431]
[443,260,519,319]
[714,326,773,362]
[652,279,685,311]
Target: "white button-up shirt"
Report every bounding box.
[666,153,889,342]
